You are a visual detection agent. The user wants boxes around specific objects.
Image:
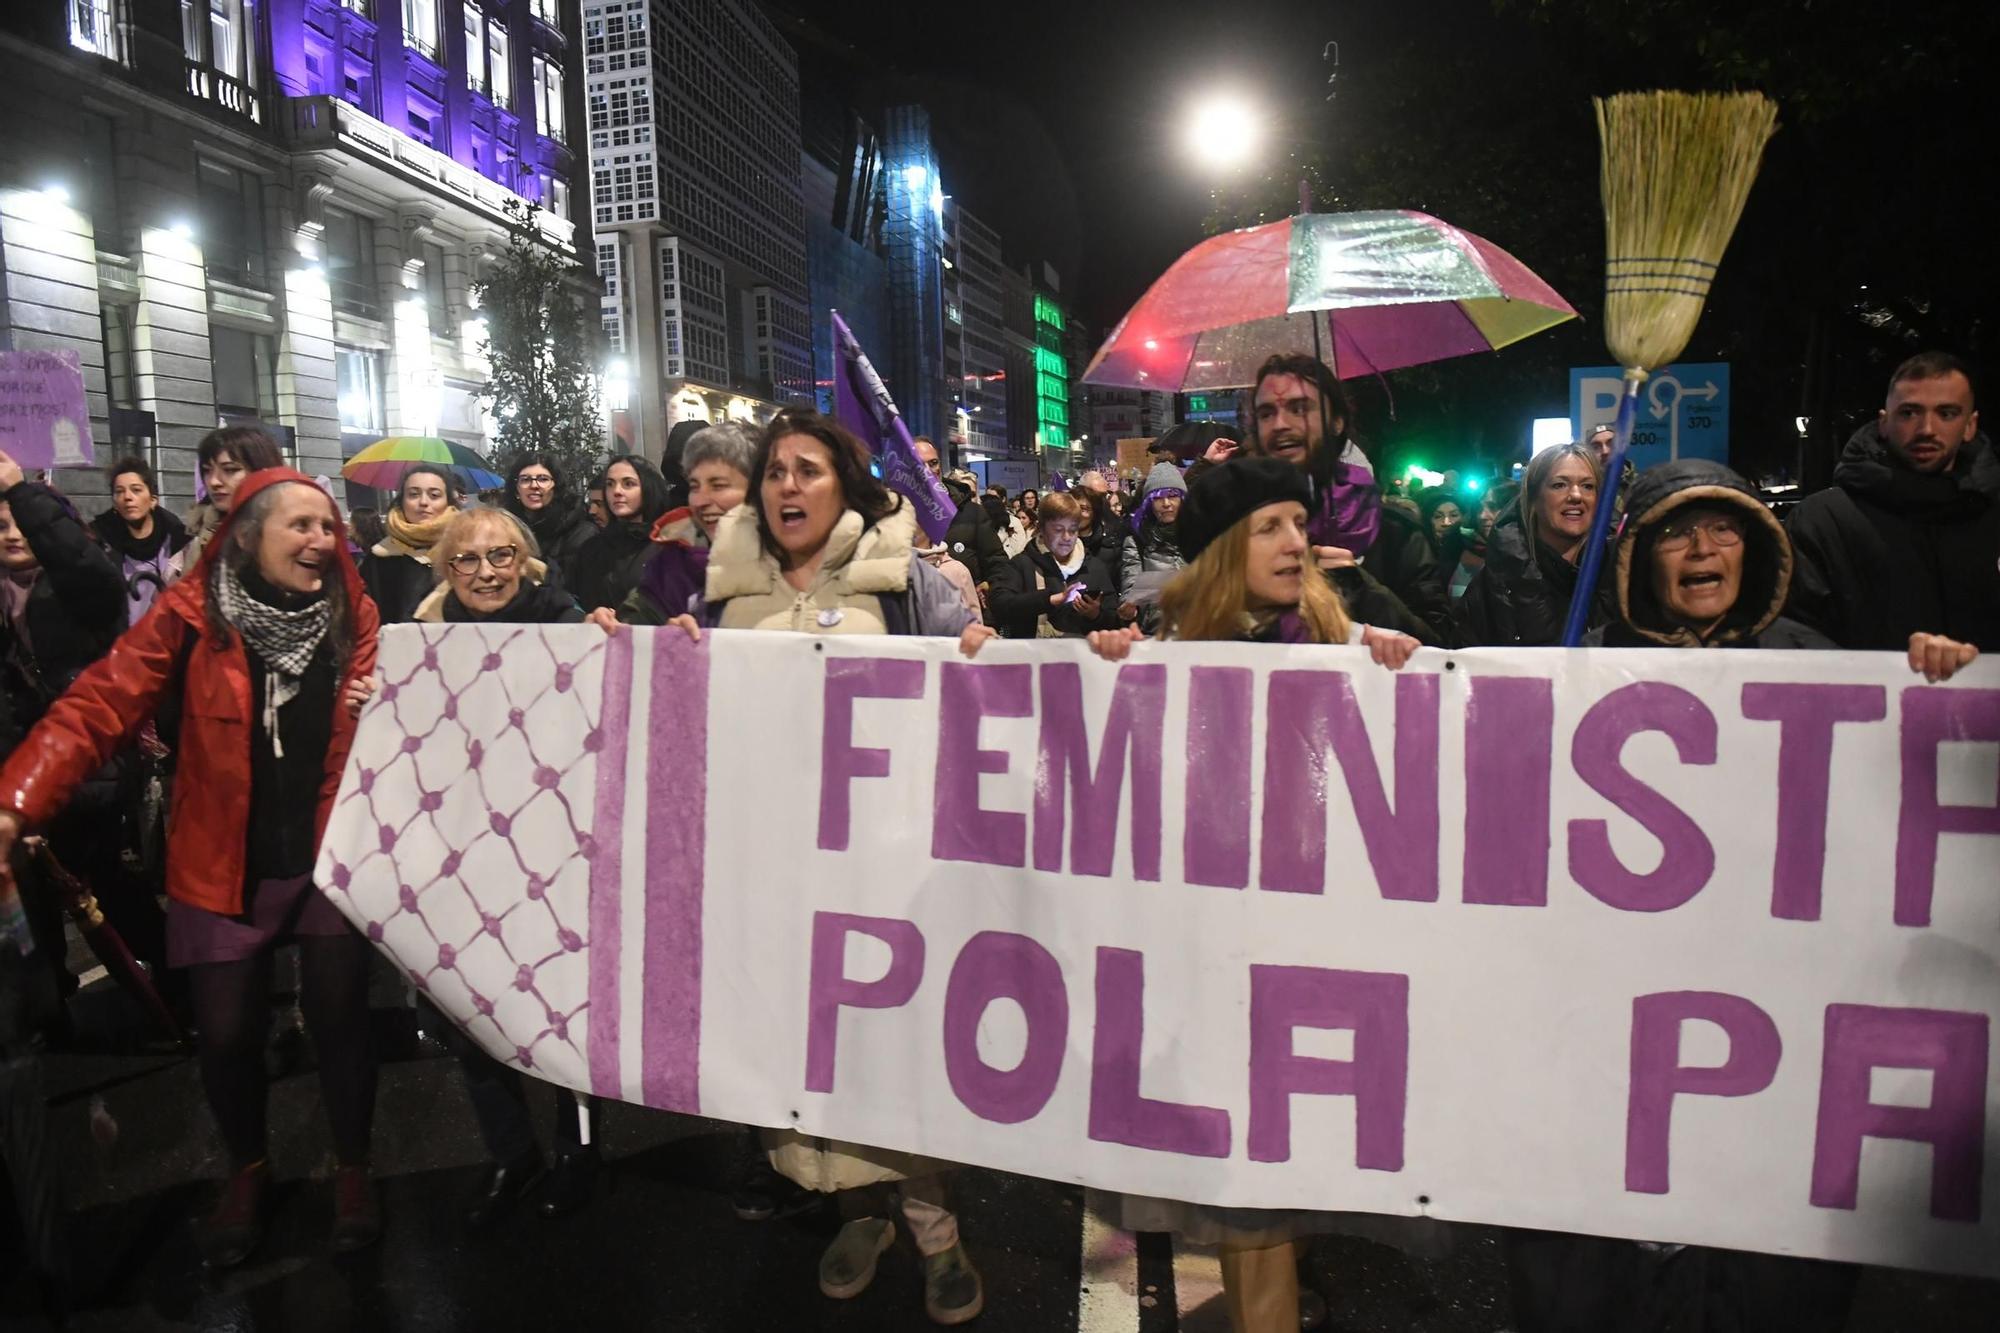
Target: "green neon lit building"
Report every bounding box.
[1033,292,1070,453]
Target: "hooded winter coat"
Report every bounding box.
[1587,460,1831,650]
[1455,516,1616,647]
[0,469,379,917]
[91,506,191,626]
[1785,425,2000,651]
[698,501,975,637]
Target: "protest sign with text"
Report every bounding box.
[318,627,2000,1277]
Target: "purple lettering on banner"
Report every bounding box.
[1894,688,2000,927]
[1246,965,1409,1169]
[1569,683,1717,912]
[1260,671,1440,900]
[1185,667,1253,890]
[586,632,635,1100]
[804,912,925,1094]
[942,931,1070,1124]
[1088,947,1231,1157]
[1462,676,1554,906]
[1741,684,1889,921]
[933,663,1032,866]
[642,629,709,1113]
[818,658,925,851]
[1034,663,1166,881]
[1624,991,1782,1194]
[1811,1004,1988,1222]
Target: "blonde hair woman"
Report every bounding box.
[410,508,581,624]
[1084,457,1426,1333]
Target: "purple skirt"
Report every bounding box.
[166,873,351,967]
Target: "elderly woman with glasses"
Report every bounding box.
[406,508,606,1226]
[411,507,583,625]
[1506,456,1975,1333]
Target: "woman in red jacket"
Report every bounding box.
[0,469,382,1268]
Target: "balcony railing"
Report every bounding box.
[185,60,263,124]
[330,278,382,321]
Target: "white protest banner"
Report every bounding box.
[317,627,2000,1277]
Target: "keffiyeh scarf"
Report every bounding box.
[216,563,332,757]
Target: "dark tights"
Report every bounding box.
[188,931,376,1168]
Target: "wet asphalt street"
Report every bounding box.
[4,969,1999,1332]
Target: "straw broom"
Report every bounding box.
[1560,91,1780,646]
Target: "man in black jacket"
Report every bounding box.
[1787,352,1999,654]
[912,437,1008,590]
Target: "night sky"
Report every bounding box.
[767,0,1998,479]
[769,0,1389,334]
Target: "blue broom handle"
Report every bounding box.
[1559,374,1643,646]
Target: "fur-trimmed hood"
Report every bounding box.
[1613,460,1788,647]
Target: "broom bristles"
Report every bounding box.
[1599,91,1778,372]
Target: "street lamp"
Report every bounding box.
[1185,94,1261,172]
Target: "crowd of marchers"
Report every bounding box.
[0,346,1989,1330]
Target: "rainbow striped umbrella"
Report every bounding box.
[341,436,505,491]
[1083,210,1577,390]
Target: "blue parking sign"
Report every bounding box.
[1568,362,1730,470]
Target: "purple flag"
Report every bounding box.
[829,310,955,543]
[1048,472,1069,492]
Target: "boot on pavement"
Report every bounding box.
[201,1161,269,1270]
[924,1242,985,1325]
[536,1147,599,1218]
[463,1150,545,1229]
[818,1217,896,1299]
[331,1164,381,1252]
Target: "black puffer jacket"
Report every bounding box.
[566,521,656,613]
[1,481,128,727]
[1786,425,2000,651]
[511,501,595,592]
[1455,516,1615,647]
[1351,503,1454,646]
[942,478,1008,587]
[1588,459,1832,650]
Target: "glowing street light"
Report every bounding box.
[1185,95,1262,171]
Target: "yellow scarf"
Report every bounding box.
[377,507,457,561]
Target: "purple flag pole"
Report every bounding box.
[829,310,956,543]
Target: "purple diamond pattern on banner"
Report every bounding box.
[320,624,612,1089]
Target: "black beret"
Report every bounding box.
[1178,457,1314,564]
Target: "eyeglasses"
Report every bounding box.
[447,544,519,575]
[1655,515,1744,553]
[516,474,555,488]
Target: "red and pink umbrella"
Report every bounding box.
[1083,210,1578,391]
